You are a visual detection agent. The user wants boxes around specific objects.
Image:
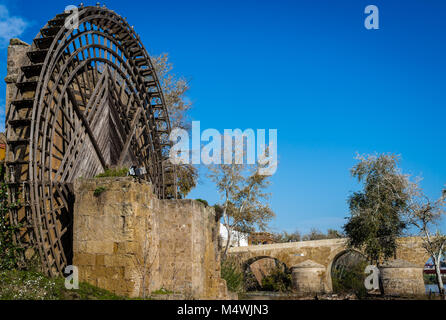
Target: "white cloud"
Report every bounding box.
[0,5,28,47]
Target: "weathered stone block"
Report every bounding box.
[73,178,228,299]
[379,259,425,297]
[95,255,105,266]
[291,260,327,295]
[74,253,96,266]
[86,241,114,255]
[5,39,30,113]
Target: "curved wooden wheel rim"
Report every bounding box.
[5,7,175,275]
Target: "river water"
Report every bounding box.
[242,285,441,300]
[425,284,440,294]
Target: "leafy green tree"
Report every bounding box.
[261,266,292,292]
[343,153,411,265]
[209,163,275,258]
[175,164,198,199]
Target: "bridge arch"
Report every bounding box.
[242,256,290,273]
[326,249,367,293]
[241,256,290,291]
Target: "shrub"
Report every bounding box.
[94,187,107,197]
[195,199,209,207]
[332,260,368,298]
[221,257,244,293]
[424,273,438,285]
[95,168,128,178]
[243,268,261,292]
[260,267,292,292]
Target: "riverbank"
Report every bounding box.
[239,291,443,300]
[0,270,124,300]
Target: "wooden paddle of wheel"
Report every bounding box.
[5,6,177,276]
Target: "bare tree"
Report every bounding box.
[273,230,301,243]
[302,228,328,241]
[407,187,446,299]
[209,162,275,259]
[152,53,197,198]
[273,228,344,243]
[152,53,192,130]
[326,229,345,239]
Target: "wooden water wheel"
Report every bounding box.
[5,6,176,276]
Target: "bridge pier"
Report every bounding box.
[291,260,327,295]
[379,260,425,297]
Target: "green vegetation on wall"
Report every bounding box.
[0,166,23,270]
[95,168,129,178]
[93,187,108,197]
[195,199,209,207]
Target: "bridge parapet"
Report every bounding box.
[229,238,348,270]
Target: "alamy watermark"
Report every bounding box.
[65,4,380,32]
[364,265,380,290]
[169,122,278,176]
[64,265,79,290]
[65,5,79,30]
[364,5,379,30]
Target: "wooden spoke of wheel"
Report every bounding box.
[5,6,177,276]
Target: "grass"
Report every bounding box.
[0,270,124,300]
[95,168,129,178]
[221,257,244,293]
[151,288,174,295]
[93,187,107,197]
[260,267,292,292]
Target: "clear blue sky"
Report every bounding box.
[0,0,445,234]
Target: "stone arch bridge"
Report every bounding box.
[228,237,429,294]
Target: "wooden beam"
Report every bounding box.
[66,87,108,170]
[117,108,141,166]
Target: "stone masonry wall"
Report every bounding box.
[5,39,30,113]
[157,199,227,298]
[73,177,228,299]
